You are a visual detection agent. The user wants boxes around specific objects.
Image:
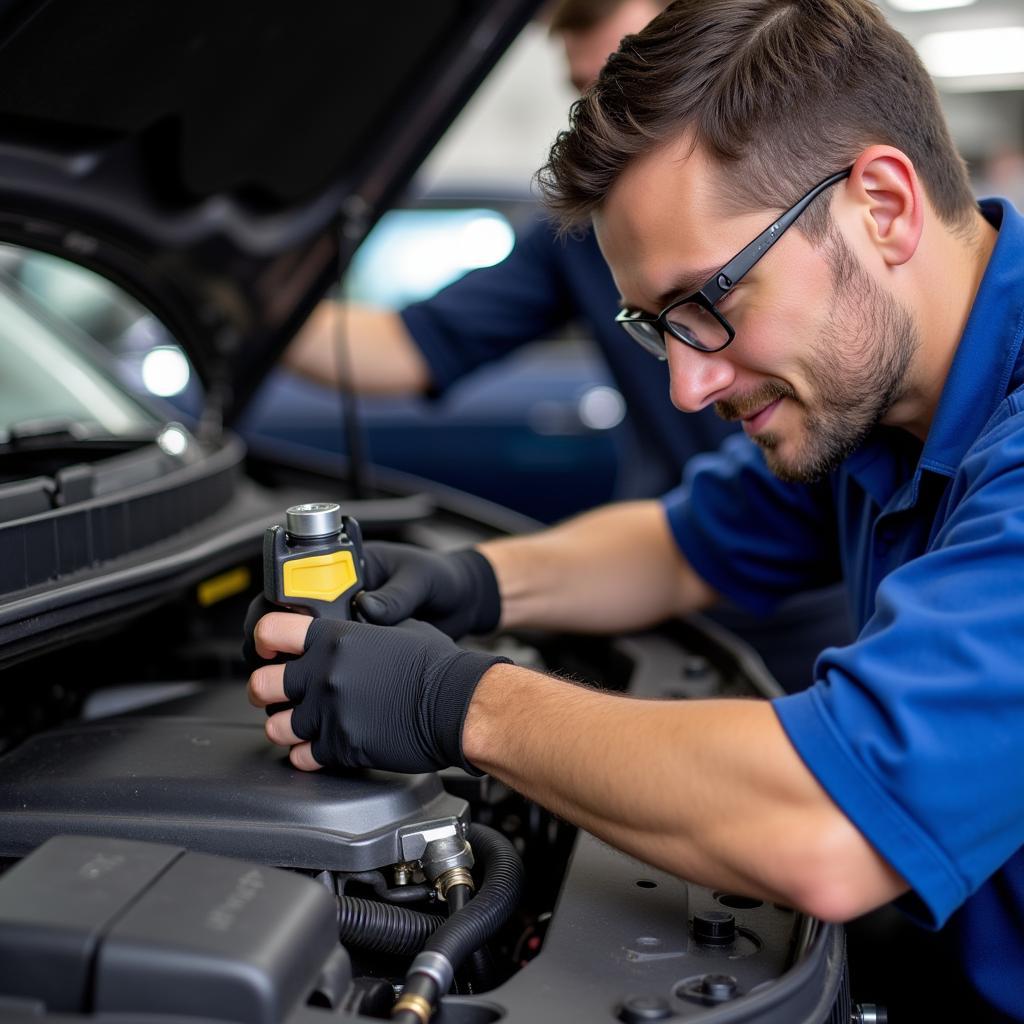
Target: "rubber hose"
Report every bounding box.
[337,895,446,957]
[341,869,434,904]
[420,823,524,972]
[445,884,494,991]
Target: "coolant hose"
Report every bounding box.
[423,824,523,967]
[393,824,523,1023]
[337,896,446,957]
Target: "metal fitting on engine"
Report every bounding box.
[392,862,418,886]
[434,866,475,901]
[391,992,432,1024]
[419,834,475,896]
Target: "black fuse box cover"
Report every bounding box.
[0,835,342,1023]
[95,849,339,1024]
[0,835,182,1011]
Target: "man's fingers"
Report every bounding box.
[253,611,313,660]
[248,663,286,708]
[289,742,323,772]
[265,707,304,747]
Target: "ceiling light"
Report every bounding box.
[919,26,1024,78]
[888,0,975,12]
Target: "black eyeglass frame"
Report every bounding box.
[615,167,853,359]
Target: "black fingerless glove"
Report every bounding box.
[356,543,501,639]
[283,617,509,774]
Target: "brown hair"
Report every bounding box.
[548,0,669,35]
[538,0,975,240]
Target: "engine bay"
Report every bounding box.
[0,508,848,1023]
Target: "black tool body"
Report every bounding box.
[263,502,365,620]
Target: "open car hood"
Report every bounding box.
[0,0,540,428]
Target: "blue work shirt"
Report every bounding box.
[401,218,737,496]
[663,198,1024,1021]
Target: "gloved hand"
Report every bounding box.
[356,543,501,639]
[246,611,510,774]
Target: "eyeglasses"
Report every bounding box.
[615,167,852,359]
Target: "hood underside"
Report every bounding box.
[0,0,541,425]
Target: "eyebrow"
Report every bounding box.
[618,265,723,313]
[653,265,722,308]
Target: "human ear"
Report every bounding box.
[846,146,923,268]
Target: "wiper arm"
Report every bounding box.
[0,417,109,449]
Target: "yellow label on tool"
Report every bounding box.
[282,550,358,602]
[197,566,252,607]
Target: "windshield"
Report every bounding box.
[0,276,158,436]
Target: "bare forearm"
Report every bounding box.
[284,302,432,395]
[463,663,906,920]
[477,500,717,633]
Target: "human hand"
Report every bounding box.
[246,610,509,774]
[356,543,501,639]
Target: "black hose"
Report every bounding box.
[446,883,472,914]
[341,869,434,904]
[394,826,523,1022]
[445,883,494,991]
[337,896,446,956]
[422,824,523,974]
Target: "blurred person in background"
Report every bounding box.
[285,0,713,503]
[283,0,852,691]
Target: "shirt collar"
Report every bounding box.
[919,198,1024,477]
[843,198,1024,508]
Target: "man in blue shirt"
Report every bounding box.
[246,0,1021,1018]
[284,0,851,692]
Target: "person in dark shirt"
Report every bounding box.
[285,0,713,500]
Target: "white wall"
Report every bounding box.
[418,23,577,195]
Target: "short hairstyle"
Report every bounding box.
[548,0,669,36]
[539,0,975,240]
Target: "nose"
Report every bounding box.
[665,335,736,412]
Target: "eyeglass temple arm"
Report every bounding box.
[703,168,853,304]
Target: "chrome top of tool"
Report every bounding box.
[285,502,342,540]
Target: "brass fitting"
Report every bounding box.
[435,866,475,901]
[391,992,432,1024]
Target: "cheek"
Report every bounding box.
[728,264,835,377]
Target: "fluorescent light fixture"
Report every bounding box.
[888,0,975,12]
[919,26,1024,78]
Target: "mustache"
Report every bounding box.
[715,380,797,421]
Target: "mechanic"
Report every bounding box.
[283,0,852,692]
[248,0,1024,1017]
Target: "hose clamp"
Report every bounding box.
[391,992,432,1024]
[436,866,475,900]
[409,950,454,994]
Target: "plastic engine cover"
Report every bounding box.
[0,713,469,871]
